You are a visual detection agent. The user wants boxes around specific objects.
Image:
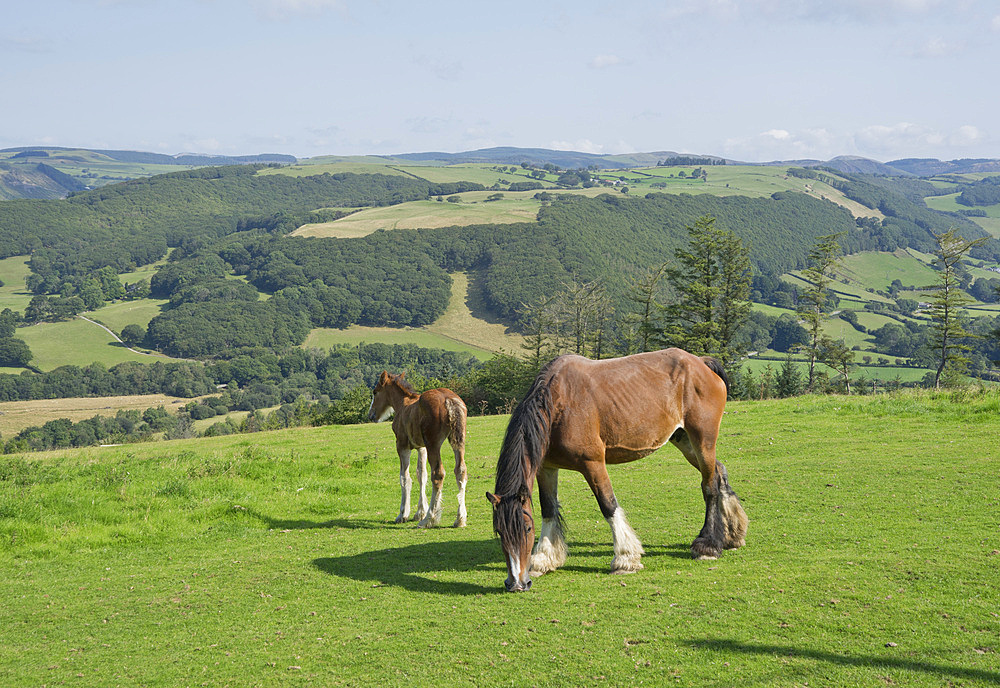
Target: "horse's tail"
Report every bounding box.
[701,356,730,397]
[494,363,555,497]
[445,395,467,447]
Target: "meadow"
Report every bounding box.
[16,318,179,371]
[1,391,997,686]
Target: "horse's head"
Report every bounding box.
[486,487,534,592]
[367,371,396,422]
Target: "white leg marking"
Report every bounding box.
[531,517,567,575]
[414,448,428,522]
[607,508,644,573]
[396,448,411,523]
[453,461,467,528]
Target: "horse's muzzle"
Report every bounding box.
[504,577,532,593]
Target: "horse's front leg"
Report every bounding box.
[582,461,644,574]
[418,447,444,528]
[395,446,412,524]
[531,465,567,575]
[414,447,428,522]
[450,438,467,528]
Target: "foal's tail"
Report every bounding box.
[701,356,730,397]
[445,396,467,447]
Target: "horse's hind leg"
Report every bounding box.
[395,446,412,524]
[449,435,467,528]
[670,428,748,560]
[419,443,445,528]
[530,465,567,575]
[582,462,644,574]
[414,447,428,522]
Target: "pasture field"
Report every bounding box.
[293,193,541,238]
[741,357,930,383]
[0,394,194,437]
[837,250,939,291]
[0,255,32,313]
[302,326,493,360]
[85,298,169,333]
[301,273,524,359]
[1,391,998,686]
[15,318,180,371]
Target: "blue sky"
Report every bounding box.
[3,0,999,162]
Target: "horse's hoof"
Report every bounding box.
[724,538,746,550]
[394,515,406,524]
[691,538,722,560]
[610,556,643,574]
[453,518,466,528]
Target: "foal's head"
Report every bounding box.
[368,371,399,422]
[486,487,534,592]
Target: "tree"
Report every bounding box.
[120,324,146,348]
[925,228,988,387]
[819,337,855,394]
[519,295,559,368]
[661,215,753,367]
[0,338,33,367]
[775,354,803,398]
[626,262,670,354]
[797,232,845,390]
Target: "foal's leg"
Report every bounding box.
[530,465,567,575]
[419,443,446,528]
[449,435,467,528]
[582,462,644,573]
[670,427,748,560]
[414,447,428,522]
[395,446,412,524]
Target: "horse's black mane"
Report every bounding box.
[494,360,556,499]
[701,356,730,396]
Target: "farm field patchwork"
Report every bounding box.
[1,391,997,686]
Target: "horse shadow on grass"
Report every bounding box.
[683,639,1000,685]
[241,507,387,531]
[313,538,500,596]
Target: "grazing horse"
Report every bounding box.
[486,349,747,592]
[368,371,468,528]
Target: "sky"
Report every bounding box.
[3,0,999,162]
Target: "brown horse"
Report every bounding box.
[486,348,747,592]
[368,371,468,528]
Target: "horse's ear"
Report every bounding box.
[398,371,407,379]
[486,492,501,507]
[379,370,389,383]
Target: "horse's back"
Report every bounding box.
[545,349,726,463]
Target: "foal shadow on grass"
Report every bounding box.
[313,538,499,596]
[684,639,1000,685]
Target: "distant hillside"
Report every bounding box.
[0,162,87,200]
[886,158,1000,176]
[0,147,296,167]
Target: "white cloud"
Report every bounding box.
[723,128,840,161]
[253,0,346,20]
[588,54,625,69]
[906,36,963,58]
[549,139,636,155]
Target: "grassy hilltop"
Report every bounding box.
[2,391,998,686]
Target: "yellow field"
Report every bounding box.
[293,192,542,238]
[0,394,199,436]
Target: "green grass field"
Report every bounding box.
[0,255,32,313]
[837,249,939,291]
[16,317,181,371]
[2,391,998,686]
[302,326,493,359]
[85,298,169,333]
